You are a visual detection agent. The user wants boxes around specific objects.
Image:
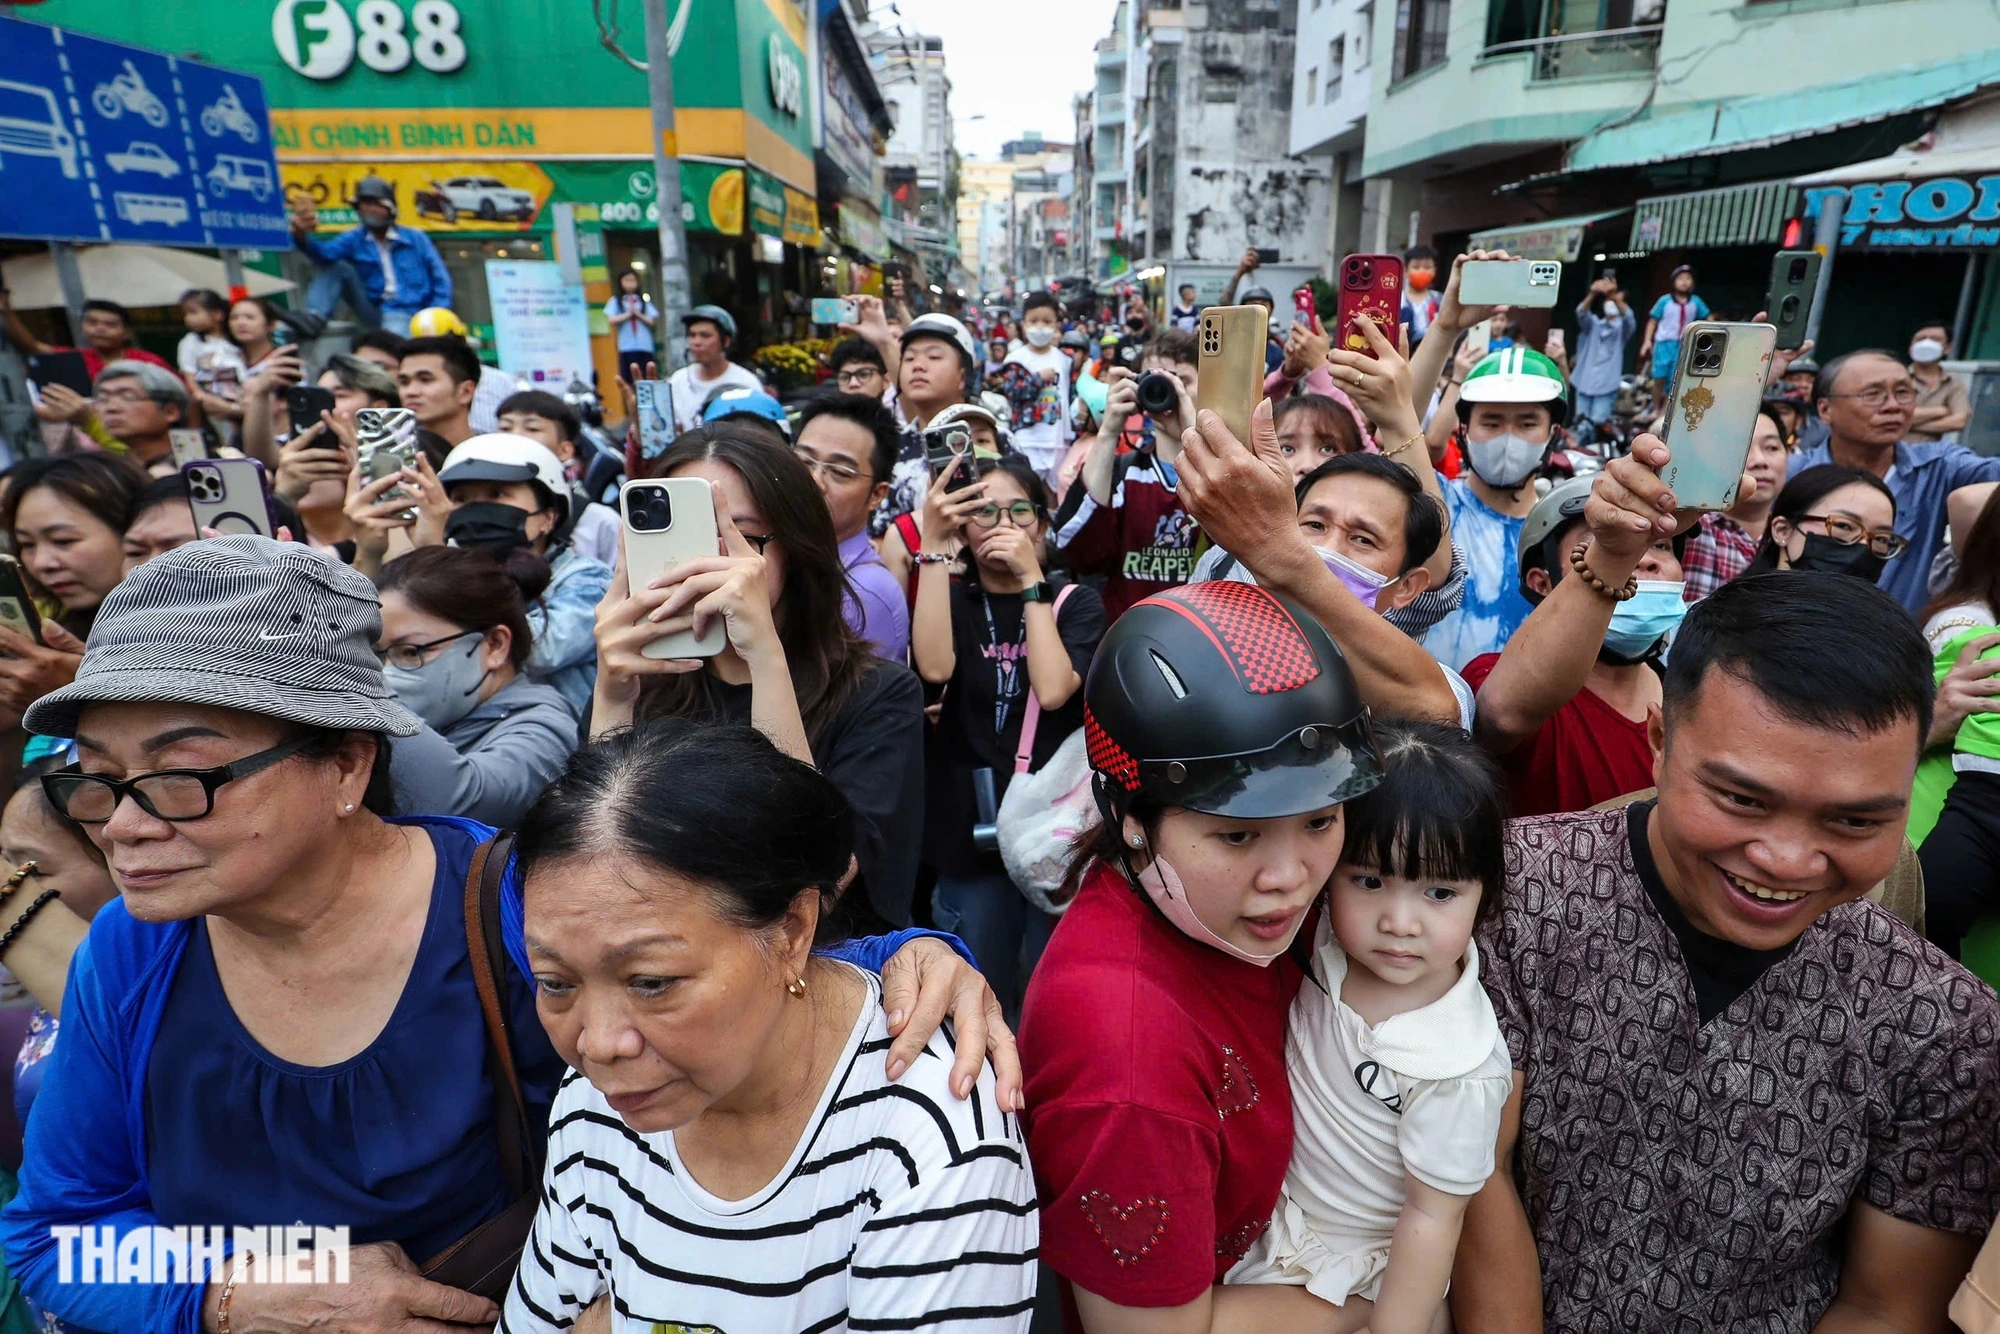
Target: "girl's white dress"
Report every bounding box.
[1229,917,1513,1304]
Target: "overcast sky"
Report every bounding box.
[868,0,1122,159]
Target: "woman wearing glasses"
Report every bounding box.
[1743,464,1903,581]
[1,536,1018,1334]
[913,452,1106,1017]
[376,544,579,827]
[593,430,928,931]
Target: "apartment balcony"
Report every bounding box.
[1479,23,1662,82]
[1096,99,1127,126]
[1097,45,1129,69]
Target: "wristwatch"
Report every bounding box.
[1020,581,1056,603]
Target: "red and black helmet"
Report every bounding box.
[1084,582,1381,822]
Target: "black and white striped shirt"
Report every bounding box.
[500,968,1039,1333]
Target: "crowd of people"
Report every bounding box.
[0,242,1993,1334]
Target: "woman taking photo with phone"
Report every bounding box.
[2,535,1014,1334]
[376,544,579,827]
[593,429,926,930]
[1017,581,1384,1331]
[912,452,1105,1016]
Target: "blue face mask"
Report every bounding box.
[1603,579,1687,660]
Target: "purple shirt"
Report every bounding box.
[840,528,910,661]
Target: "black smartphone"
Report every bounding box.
[1764,250,1822,352]
[1254,247,1281,265]
[0,555,43,645]
[924,425,974,490]
[287,385,337,441]
[24,351,92,399]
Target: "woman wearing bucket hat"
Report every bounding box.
[0,536,1016,1334]
[1017,580,1383,1330]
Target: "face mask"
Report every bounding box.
[1407,270,1434,293]
[1911,338,1946,364]
[1602,580,1687,659]
[1131,849,1292,967]
[1791,531,1887,583]
[446,501,532,553]
[1464,431,1546,489]
[1024,326,1057,349]
[384,634,490,732]
[1316,543,1395,610]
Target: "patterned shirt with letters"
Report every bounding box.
[1482,807,2000,1333]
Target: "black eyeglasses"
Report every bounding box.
[43,735,315,824]
[377,629,481,672]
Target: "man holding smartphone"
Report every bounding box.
[1572,277,1635,435]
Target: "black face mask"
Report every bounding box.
[1790,531,1887,583]
[446,502,533,553]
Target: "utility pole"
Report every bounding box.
[642,0,693,373]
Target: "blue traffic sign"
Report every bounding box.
[0,15,291,250]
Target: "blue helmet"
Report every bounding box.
[701,387,789,433]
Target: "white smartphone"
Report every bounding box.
[183,458,275,539]
[168,428,208,467]
[1460,259,1563,308]
[620,477,726,659]
[1659,322,1779,511]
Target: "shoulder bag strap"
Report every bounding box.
[1013,584,1077,775]
[462,831,536,1196]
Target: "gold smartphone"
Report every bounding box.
[1195,305,1268,444]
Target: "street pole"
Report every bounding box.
[1803,193,1842,352]
[643,0,694,374]
[48,243,86,343]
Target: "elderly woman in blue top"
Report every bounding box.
[0,536,1019,1334]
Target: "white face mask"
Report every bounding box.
[1911,338,1946,364]
[1132,852,1292,967]
[1464,431,1547,489]
[1024,326,1057,349]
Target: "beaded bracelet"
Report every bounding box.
[0,860,37,905]
[218,1250,254,1334]
[914,551,954,566]
[0,889,59,962]
[1569,541,1640,601]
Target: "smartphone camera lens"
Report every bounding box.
[628,486,674,533]
[189,467,221,502]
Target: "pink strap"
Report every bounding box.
[1014,583,1077,774]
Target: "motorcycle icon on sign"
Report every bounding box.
[200,85,260,144]
[92,61,170,129]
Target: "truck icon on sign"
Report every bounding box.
[0,79,80,180]
[206,155,273,201]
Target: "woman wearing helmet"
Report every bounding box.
[1018,580,1382,1332]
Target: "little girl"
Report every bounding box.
[1230,718,1513,1334]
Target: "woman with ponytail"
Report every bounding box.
[377,543,581,825]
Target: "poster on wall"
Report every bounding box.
[486,261,592,386]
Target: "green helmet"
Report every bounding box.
[1457,346,1568,424]
[1516,475,1595,596]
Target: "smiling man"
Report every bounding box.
[1452,570,2000,1333]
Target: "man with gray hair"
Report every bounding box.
[92,361,190,474]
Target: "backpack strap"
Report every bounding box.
[461,831,537,1195]
[1013,583,1077,774]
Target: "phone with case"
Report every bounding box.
[1764,250,1822,352]
[1335,253,1404,359]
[621,477,727,660]
[1659,322,1778,511]
[0,555,43,645]
[183,458,275,538]
[1460,259,1563,309]
[168,429,208,468]
[355,407,419,513]
[634,380,678,460]
[1195,305,1269,444]
[811,297,859,326]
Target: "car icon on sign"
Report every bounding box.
[105,141,180,178]
[0,80,79,180]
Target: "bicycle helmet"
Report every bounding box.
[1457,346,1569,425]
[1084,582,1381,827]
[1516,475,1594,596]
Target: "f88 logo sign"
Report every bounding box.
[273,0,467,79]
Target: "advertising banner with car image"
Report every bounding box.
[282,159,552,232]
[0,14,289,248]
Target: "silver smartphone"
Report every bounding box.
[1460,260,1563,309]
[634,380,678,461]
[620,477,727,659]
[355,407,419,512]
[1658,322,1779,511]
[183,458,275,538]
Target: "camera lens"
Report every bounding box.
[1135,372,1179,416]
[628,486,673,533]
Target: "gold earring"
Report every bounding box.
[786,975,808,999]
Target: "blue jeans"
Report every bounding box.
[931,870,1058,1020]
[305,259,383,330]
[1574,389,1617,423]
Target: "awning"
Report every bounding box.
[1468,209,1628,260]
[1567,48,2000,172]
[1630,179,1799,253]
[1794,95,2000,186]
[1,245,292,310]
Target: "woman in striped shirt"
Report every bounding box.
[503,719,1039,1334]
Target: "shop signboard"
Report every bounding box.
[1802,177,2000,249]
[748,168,786,239]
[487,259,591,386]
[0,15,289,248]
[840,208,886,260]
[782,187,819,246]
[282,159,552,231]
[820,28,877,190]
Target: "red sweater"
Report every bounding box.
[1019,862,1301,1325]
